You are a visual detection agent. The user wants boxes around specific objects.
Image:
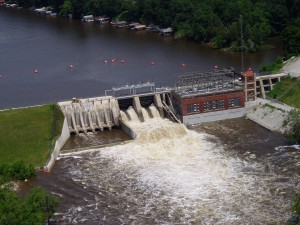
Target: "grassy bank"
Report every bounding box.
[0,104,64,167]
[266,76,300,108]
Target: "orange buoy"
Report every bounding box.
[120,59,125,64]
[34,69,39,74]
[111,58,116,63]
[69,64,74,69]
[104,60,108,64]
[181,63,186,68]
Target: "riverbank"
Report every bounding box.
[246,56,300,133]
[0,104,64,166]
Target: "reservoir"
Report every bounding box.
[0,7,283,109]
[1,7,299,225]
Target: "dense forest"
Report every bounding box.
[12,0,300,55]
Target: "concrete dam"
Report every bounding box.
[59,83,178,135]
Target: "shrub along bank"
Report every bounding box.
[0,184,59,225]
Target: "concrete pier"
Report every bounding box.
[133,96,144,122]
[154,93,164,117]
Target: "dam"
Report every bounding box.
[58,67,252,136]
[53,66,289,160]
[58,82,179,136]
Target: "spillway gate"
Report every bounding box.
[59,96,120,134]
[59,85,179,134]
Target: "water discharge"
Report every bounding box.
[56,108,299,224]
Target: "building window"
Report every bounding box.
[229,98,240,108]
[187,103,200,113]
[204,100,225,111]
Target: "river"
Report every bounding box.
[24,111,299,225]
[0,7,283,109]
[1,6,299,225]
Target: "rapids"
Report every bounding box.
[54,106,300,224]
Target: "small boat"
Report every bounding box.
[160,27,173,36]
[95,17,110,24]
[82,15,94,22]
[127,22,140,29]
[133,24,146,30]
[111,21,127,28]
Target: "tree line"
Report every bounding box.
[12,0,300,55]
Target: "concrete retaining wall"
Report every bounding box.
[120,120,137,139]
[183,108,245,125]
[45,118,70,171]
[245,98,294,133]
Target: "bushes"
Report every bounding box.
[293,194,300,219]
[259,57,284,73]
[283,109,300,144]
[0,186,59,225]
[287,194,300,225]
[0,161,36,180]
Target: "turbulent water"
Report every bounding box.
[50,107,300,225]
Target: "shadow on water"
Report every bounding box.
[61,128,132,152]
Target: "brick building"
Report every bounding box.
[172,67,246,125]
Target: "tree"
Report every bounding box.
[283,17,300,56]
[0,186,59,225]
[23,187,59,224]
[284,109,300,144]
[59,0,72,16]
[0,187,23,225]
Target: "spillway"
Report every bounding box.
[54,107,300,224]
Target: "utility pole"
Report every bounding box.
[240,15,244,73]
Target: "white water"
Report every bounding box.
[149,104,161,118]
[142,108,151,121]
[126,106,139,121]
[120,111,129,122]
[58,107,300,224]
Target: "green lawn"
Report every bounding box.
[0,104,64,167]
[266,76,300,108]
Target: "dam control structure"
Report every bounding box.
[58,67,260,134]
[47,67,289,171]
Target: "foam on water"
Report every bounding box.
[120,111,129,122]
[126,106,139,121]
[142,108,151,121]
[149,104,161,118]
[57,109,300,224]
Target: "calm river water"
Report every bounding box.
[0,7,283,109]
[2,7,299,225]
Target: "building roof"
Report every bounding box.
[174,67,244,97]
[242,68,254,77]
